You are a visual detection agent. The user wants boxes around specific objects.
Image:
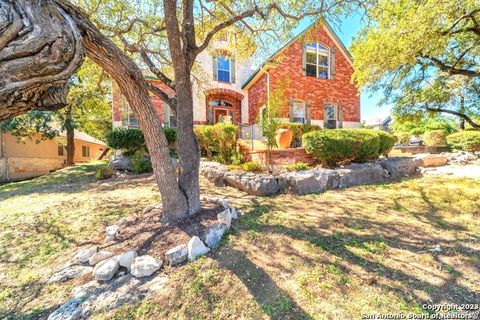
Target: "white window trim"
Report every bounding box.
[292,100,307,124]
[217,55,231,83]
[306,43,330,79]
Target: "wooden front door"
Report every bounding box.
[214,108,228,123]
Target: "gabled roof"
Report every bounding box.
[241,20,353,90]
[58,129,107,146]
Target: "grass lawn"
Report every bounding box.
[0,162,479,319]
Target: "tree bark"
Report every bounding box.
[163,0,201,215]
[66,125,75,166]
[0,0,191,223]
[459,95,465,130]
[0,0,84,120]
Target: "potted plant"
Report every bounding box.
[275,125,293,149]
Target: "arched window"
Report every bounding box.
[305,43,329,79]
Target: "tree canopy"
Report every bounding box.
[351,0,480,128]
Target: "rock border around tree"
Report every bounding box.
[47,198,238,319]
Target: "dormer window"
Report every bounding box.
[304,43,329,79]
[212,54,236,83]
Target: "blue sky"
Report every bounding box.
[331,14,392,122]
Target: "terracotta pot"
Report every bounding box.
[275,128,293,149]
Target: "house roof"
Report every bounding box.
[58,129,107,146]
[241,20,354,90]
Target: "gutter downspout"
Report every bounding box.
[260,66,271,119]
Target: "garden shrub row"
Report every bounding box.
[106,127,176,155]
[194,122,240,164]
[447,130,480,151]
[303,129,397,167]
[423,130,448,146]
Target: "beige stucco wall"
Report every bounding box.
[0,132,106,182]
[73,140,106,163]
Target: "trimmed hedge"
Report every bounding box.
[447,130,480,151]
[106,127,177,155]
[423,130,448,147]
[194,122,238,164]
[106,128,145,155]
[303,129,397,167]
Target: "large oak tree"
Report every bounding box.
[0,0,356,222]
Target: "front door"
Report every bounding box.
[214,109,228,123]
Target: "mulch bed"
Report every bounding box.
[99,199,225,264]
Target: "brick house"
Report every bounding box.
[112,21,360,130]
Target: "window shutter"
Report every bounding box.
[306,102,312,125]
[289,99,294,122]
[163,102,170,127]
[230,57,236,83]
[338,105,343,128]
[330,47,336,80]
[207,107,214,124]
[301,45,307,76]
[212,56,218,81]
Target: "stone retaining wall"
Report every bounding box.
[200,155,447,196]
[0,156,65,182]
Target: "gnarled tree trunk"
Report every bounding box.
[0,0,191,223]
[0,0,84,119]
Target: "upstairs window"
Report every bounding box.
[217,55,231,82]
[213,55,235,83]
[305,43,329,79]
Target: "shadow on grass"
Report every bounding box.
[214,247,314,320]
[236,197,479,308]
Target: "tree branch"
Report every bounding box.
[425,105,479,128]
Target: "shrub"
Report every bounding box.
[279,123,321,147]
[194,123,238,164]
[446,130,480,151]
[106,127,177,155]
[230,161,262,172]
[130,151,152,174]
[395,132,411,145]
[285,161,310,172]
[303,129,390,167]
[423,130,448,147]
[106,128,145,155]
[95,165,114,180]
[374,130,397,156]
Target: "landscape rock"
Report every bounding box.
[93,257,119,281]
[119,250,138,270]
[229,207,238,219]
[48,265,93,283]
[224,171,280,196]
[74,247,97,263]
[219,199,230,209]
[47,298,83,320]
[200,161,228,187]
[131,256,162,278]
[105,225,120,241]
[380,157,422,179]
[414,154,448,167]
[278,169,339,195]
[72,280,98,299]
[444,151,478,164]
[338,163,386,188]
[109,157,132,171]
[217,209,232,228]
[203,224,228,249]
[188,236,210,261]
[143,205,155,214]
[89,251,113,266]
[165,244,188,265]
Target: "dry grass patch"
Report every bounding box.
[0,163,479,319]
